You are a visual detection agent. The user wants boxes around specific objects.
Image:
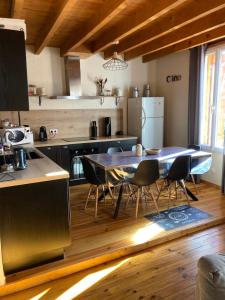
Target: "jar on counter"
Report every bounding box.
[132,87,139,98]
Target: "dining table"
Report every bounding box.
[85,147,212,218]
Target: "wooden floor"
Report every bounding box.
[1,181,225,297]
[4,219,225,299]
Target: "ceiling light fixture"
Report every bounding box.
[103,52,128,70]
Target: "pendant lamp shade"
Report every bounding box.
[103,52,128,71]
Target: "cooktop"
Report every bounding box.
[63,137,96,142]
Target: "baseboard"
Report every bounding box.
[201,179,221,190]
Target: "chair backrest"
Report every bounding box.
[80,157,102,185]
[132,160,159,186]
[168,155,191,181]
[107,147,123,155]
[188,144,201,151]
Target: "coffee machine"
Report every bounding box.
[104,117,111,137]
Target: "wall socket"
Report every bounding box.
[49,128,58,135]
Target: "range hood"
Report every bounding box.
[56,56,99,100]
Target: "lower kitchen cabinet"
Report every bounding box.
[37,138,137,185]
[0,179,70,275]
[38,146,58,163]
[37,145,70,173]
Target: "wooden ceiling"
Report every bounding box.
[1,0,225,62]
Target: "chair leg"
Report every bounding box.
[108,185,114,204]
[102,184,106,203]
[191,174,198,195]
[135,187,141,218]
[180,180,190,206]
[95,186,99,218]
[85,184,93,209]
[175,181,178,200]
[155,182,160,193]
[126,185,136,209]
[156,181,165,203]
[149,187,159,214]
[167,183,172,210]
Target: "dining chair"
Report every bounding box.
[188,144,201,194]
[107,147,123,155]
[125,160,160,218]
[81,157,114,218]
[157,155,191,208]
[106,146,133,196]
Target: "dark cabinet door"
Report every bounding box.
[37,146,58,163]
[0,30,28,111]
[58,145,71,173]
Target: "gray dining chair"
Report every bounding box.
[125,160,160,218]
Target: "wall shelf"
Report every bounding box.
[28,96,124,110]
[54,95,122,106]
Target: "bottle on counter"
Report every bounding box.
[90,121,97,139]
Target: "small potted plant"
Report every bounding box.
[95,77,107,96]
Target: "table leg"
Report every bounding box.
[113,183,124,219]
[178,181,198,201]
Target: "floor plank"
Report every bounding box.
[4,222,225,300]
[1,181,225,297]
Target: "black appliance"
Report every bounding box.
[14,147,27,170]
[70,146,99,183]
[104,117,111,137]
[39,126,48,141]
[90,121,97,139]
[0,30,28,111]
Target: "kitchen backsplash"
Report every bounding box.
[0,109,123,140]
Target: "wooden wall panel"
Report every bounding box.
[0,109,123,140]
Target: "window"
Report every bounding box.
[200,45,225,150]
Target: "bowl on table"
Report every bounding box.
[146,148,161,155]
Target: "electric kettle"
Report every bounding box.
[39,126,48,141]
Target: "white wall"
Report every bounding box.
[153,50,223,186]
[201,152,223,186]
[26,47,156,98]
[155,51,190,147]
[26,46,66,97]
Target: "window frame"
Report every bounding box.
[200,44,225,153]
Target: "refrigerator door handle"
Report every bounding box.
[142,107,147,129]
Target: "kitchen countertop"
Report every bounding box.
[34,135,137,148]
[0,148,69,188]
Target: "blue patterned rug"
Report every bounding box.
[145,205,212,231]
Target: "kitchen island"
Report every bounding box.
[0,148,70,282]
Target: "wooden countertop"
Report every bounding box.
[34,135,138,148]
[0,148,69,188]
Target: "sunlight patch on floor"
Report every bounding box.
[55,258,129,300]
[30,288,51,300]
[131,222,164,244]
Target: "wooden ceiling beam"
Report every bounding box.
[125,7,225,61]
[60,0,128,56]
[11,0,24,18]
[142,25,225,62]
[92,0,189,53]
[104,0,225,59]
[34,0,75,55]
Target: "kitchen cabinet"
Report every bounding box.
[38,146,58,164]
[37,145,71,175]
[37,138,137,185]
[57,145,71,173]
[0,179,70,274]
[0,30,29,111]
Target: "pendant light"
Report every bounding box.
[103,51,128,71]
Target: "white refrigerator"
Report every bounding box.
[127,97,164,149]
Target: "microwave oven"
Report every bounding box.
[0,126,34,146]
